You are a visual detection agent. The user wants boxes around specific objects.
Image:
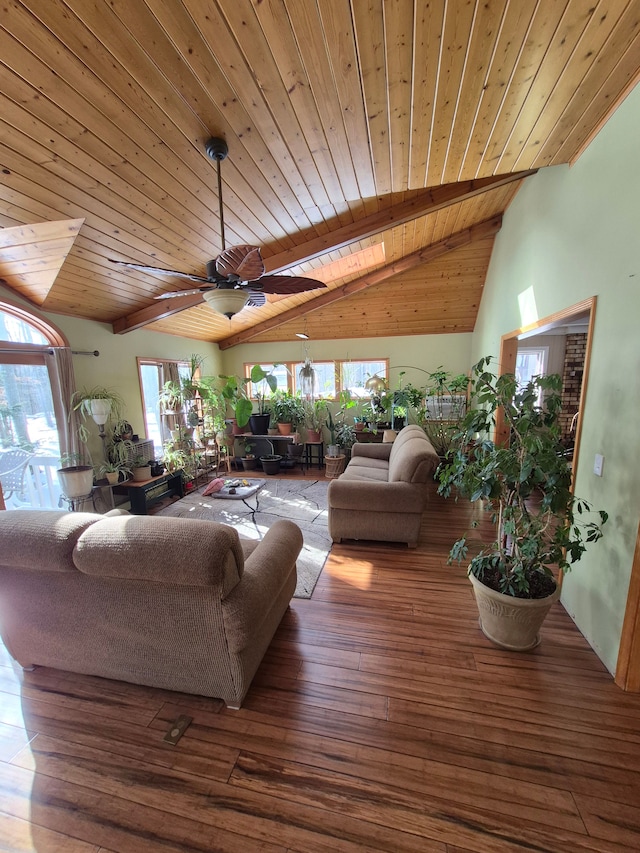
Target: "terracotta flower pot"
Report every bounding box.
[468,572,560,651]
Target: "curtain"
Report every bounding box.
[45,347,85,463]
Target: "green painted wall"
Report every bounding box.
[220,333,473,392]
[472,83,640,673]
[50,317,221,464]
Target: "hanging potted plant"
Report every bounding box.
[298,357,317,398]
[71,386,128,442]
[437,357,608,651]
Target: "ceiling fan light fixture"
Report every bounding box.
[202,288,249,318]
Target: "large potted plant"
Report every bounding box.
[437,357,608,651]
[218,365,279,435]
[57,452,95,501]
[248,364,280,435]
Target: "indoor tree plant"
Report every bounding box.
[437,356,608,651]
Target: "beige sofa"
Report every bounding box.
[0,510,302,708]
[328,425,439,547]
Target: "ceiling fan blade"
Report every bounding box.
[109,258,211,284]
[250,275,327,295]
[154,287,214,300]
[216,245,264,281]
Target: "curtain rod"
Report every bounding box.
[0,347,99,356]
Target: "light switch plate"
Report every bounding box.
[593,454,604,477]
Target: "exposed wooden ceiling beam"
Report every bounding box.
[112,172,533,334]
[218,215,503,349]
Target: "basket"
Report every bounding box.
[325,454,346,479]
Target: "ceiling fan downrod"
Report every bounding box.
[205,137,229,251]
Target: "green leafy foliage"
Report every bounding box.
[437,357,607,598]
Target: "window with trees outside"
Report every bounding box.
[138,357,191,457]
[0,302,66,510]
[244,359,388,400]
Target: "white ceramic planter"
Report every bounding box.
[89,398,112,425]
[57,466,94,499]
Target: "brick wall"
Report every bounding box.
[560,333,586,442]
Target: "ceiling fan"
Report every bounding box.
[110,137,326,317]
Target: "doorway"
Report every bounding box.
[498,296,640,692]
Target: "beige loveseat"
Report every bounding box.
[328,425,439,547]
[0,510,302,708]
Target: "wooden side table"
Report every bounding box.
[304,441,324,470]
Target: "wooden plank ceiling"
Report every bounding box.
[1,0,639,346]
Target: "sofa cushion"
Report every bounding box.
[340,465,390,483]
[73,515,244,596]
[0,510,99,573]
[346,455,390,473]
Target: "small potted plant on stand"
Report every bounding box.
[437,357,608,651]
[131,455,152,482]
[99,459,127,485]
[271,391,305,435]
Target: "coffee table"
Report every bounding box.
[209,478,266,520]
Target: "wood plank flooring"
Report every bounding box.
[1,477,640,852]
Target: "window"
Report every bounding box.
[0,302,68,509]
[340,360,387,398]
[244,359,387,400]
[516,347,549,405]
[293,361,336,398]
[138,358,191,456]
[244,363,289,400]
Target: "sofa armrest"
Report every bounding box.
[222,519,303,653]
[351,442,392,461]
[328,478,427,513]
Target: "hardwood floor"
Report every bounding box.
[2,478,640,852]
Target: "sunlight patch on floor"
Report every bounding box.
[325,554,374,589]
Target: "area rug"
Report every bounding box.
[156,478,331,598]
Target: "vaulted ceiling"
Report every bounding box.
[1,1,638,348]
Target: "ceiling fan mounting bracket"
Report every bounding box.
[205,137,228,162]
